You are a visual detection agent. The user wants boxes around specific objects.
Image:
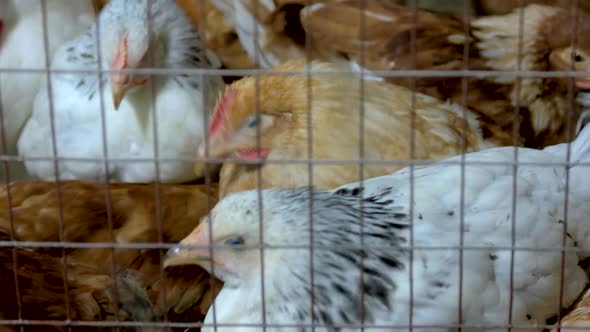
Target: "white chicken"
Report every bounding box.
[166,124,590,331]
[0,0,96,181]
[17,0,225,183]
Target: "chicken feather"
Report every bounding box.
[167,120,590,332]
[0,228,164,331]
[301,2,590,148]
[0,181,222,329]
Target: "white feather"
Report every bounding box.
[199,125,590,332]
[17,0,225,183]
[0,0,96,181]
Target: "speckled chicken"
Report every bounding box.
[0,181,221,330]
[166,121,590,332]
[195,59,497,198]
[302,2,590,148]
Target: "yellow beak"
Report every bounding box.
[164,222,212,268]
[163,245,212,268]
[111,79,129,110]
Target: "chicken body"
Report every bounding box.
[302,2,590,148]
[0,241,162,332]
[197,59,495,198]
[0,0,97,181]
[0,181,221,329]
[17,0,225,183]
[166,123,590,332]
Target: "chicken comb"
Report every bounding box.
[209,88,237,137]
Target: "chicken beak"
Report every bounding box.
[110,37,129,111]
[196,135,248,160]
[164,223,212,268]
[164,245,212,268]
[111,81,129,110]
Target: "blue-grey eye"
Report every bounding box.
[225,236,245,247]
[246,116,259,128]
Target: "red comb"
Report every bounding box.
[209,88,237,137]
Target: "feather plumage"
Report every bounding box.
[167,124,590,332]
[0,180,221,329]
[301,2,590,148]
[0,0,97,181]
[17,0,225,183]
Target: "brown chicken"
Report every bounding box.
[0,181,221,331]
[194,59,496,198]
[301,2,590,148]
[0,239,162,332]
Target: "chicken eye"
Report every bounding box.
[224,236,245,247]
[573,52,585,63]
[246,116,259,128]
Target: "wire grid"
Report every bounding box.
[0,0,588,331]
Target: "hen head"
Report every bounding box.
[98,0,193,109]
[195,59,320,162]
[541,9,590,89]
[163,188,308,287]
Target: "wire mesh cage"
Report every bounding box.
[0,0,589,331]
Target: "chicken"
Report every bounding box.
[0,180,221,329]
[551,287,590,332]
[473,0,590,15]
[0,231,164,332]
[17,0,225,183]
[195,59,497,198]
[301,2,590,148]
[0,0,97,182]
[166,122,590,332]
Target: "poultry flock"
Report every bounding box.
[0,0,589,331]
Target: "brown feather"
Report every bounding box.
[0,181,221,330]
[301,2,590,148]
[550,286,590,331]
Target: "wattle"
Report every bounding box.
[236,149,270,160]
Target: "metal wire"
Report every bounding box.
[0,0,588,331]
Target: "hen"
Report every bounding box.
[0,180,221,329]
[195,59,496,198]
[0,239,163,332]
[0,0,97,181]
[166,121,590,332]
[301,2,590,148]
[17,0,225,183]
